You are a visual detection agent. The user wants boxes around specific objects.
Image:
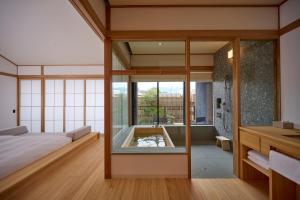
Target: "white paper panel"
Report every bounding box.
[96,94,104,106]
[86,107,95,121]
[31,94,41,106]
[95,107,104,120]
[86,80,95,93]
[46,80,55,93]
[96,80,104,93]
[75,121,84,129]
[45,107,54,120]
[55,94,64,106]
[74,107,84,120]
[74,93,84,106]
[31,121,41,132]
[66,80,74,93]
[74,80,84,93]
[21,94,31,107]
[54,121,63,132]
[31,80,41,94]
[55,80,64,93]
[54,107,63,120]
[86,94,95,106]
[66,94,75,106]
[20,107,31,120]
[45,121,54,132]
[66,121,74,132]
[66,107,75,120]
[20,80,31,94]
[31,107,41,120]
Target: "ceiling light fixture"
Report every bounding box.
[158,42,162,46]
[228,49,233,59]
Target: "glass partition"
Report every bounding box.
[111,40,187,153]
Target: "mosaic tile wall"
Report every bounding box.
[240,41,275,125]
[213,41,275,140]
[213,43,233,139]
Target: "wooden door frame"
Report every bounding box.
[104,35,280,179]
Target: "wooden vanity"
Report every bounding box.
[239,126,300,200]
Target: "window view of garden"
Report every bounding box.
[137,82,184,125]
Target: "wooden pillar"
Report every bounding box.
[104,38,112,179]
[233,38,241,177]
[185,39,191,178]
[274,39,281,121]
[41,66,45,132]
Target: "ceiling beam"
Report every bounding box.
[69,0,106,40]
[0,54,18,66]
[110,4,281,8]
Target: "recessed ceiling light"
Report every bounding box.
[158,42,162,46]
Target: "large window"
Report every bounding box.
[137,82,184,125]
[20,80,41,132]
[190,82,213,125]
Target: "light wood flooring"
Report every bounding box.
[3,137,269,200]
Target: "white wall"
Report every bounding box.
[44,65,104,75]
[280,0,300,128]
[18,66,41,75]
[0,75,17,129]
[280,0,300,28]
[131,55,213,67]
[111,7,278,30]
[0,56,17,129]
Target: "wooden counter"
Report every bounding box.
[239,126,300,200]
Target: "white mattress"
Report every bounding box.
[0,134,71,179]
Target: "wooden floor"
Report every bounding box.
[3,137,269,200]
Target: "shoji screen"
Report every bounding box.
[20,80,41,132]
[45,80,64,132]
[86,80,104,133]
[65,80,84,131]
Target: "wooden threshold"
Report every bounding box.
[0,133,99,196]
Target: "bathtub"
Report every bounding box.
[121,126,175,148]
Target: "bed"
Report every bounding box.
[0,126,99,195]
[0,134,71,179]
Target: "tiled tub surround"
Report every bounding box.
[213,43,233,140]
[240,41,275,126]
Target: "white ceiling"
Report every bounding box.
[109,0,284,6]
[129,41,185,54]
[191,41,229,54]
[128,41,228,54]
[0,0,104,65]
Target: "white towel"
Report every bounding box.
[269,150,300,184]
[248,150,269,163]
[248,155,269,170]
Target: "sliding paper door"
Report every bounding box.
[45,80,64,132]
[65,80,84,132]
[20,80,41,132]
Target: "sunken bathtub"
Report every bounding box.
[121,126,175,148]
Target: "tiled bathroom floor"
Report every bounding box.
[191,141,235,178]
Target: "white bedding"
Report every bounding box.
[0,134,71,179]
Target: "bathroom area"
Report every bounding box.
[109,39,277,178]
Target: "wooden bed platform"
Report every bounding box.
[0,133,99,196]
